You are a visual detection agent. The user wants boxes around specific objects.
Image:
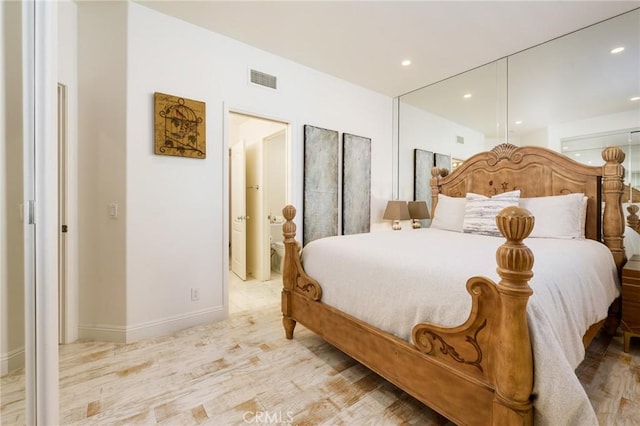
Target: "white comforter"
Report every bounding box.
[302,228,620,425]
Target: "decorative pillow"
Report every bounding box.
[430,194,467,232]
[519,193,586,239]
[462,190,521,236]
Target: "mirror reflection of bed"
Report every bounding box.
[624,202,640,257]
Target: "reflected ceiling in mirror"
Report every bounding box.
[400,59,508,140]
[396,8,640,201]
[508,8,640,149]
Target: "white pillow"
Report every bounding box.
[463,190,521,236]
[430,194,467,232]
[520,193,586,239]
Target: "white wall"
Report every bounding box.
[397,102,485,201]
[77,2,128,340]
[75,1,393,342]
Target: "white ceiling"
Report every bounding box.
[135,1,639,97]
[401,8,640,137]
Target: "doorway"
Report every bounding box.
[228,111,289,282]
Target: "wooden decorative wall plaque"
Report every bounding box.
[154,92,206,159]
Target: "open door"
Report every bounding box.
[230,139,247,280]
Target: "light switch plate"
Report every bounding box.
[108,203,118,218]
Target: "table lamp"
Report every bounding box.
[383,200,410,230]
[408,200,430,229]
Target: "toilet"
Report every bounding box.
[271,241,285,274]
[270,222,286,274]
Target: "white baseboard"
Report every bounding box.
[1,346,25,377]
[77,323,127,343]
[78,306,226,343]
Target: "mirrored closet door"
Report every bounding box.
[1,1,33,424]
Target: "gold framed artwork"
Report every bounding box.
[154,92,206,159]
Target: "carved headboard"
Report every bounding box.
[430,143,627,271]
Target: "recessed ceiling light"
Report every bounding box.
[631,96,640,101]
[463,93,472,99]
[401,59,411,67]
[575,153,581,157]
[515,120,523,125]
[611,46,625,54]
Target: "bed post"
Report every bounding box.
[602,146,626,272]
[281,205,298,339]
[280,205,323,340]
[602,146,626,334]
[492,207,535,426]
[430,166,441,217]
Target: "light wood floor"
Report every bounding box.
[2,272,640,425]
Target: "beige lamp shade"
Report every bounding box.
[383,201,410,230]
[408,201,430,220]
[408,200,429,229]
[383,201,410,220]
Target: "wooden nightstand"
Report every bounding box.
[621,255,640,352]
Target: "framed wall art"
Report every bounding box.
[303,125,339,245]
[342,133,371,235]
[414,148,434,202]
[435,152,452,173]
[414,148,434,227]
[154,92,206,159]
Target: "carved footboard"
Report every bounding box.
[281,204,536,425]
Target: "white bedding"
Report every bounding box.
[301,228,620,425]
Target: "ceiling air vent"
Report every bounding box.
[456,135,465,144]
[250,69,277,90]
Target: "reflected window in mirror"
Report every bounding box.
[562,129,640,202]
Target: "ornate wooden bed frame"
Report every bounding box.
[281,143,626,425]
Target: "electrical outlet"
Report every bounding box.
[190,288,200,301]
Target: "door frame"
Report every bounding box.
[224,105,292,286]
[57,83,68,344]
